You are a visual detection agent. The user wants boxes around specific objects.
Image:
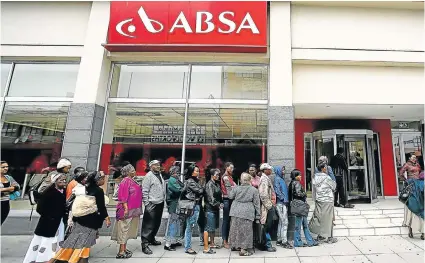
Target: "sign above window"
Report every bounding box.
[104,1,267,53]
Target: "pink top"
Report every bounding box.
[116,177,142,220]
[251,176,261,189]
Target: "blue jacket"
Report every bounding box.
[314,165,336,181]
[273,166,289,204]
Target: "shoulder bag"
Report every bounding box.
[399,181,413,204]
[177,182,195,218]
[290,183,310,217]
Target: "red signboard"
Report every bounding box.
[105,1,267,53]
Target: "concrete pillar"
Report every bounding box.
[268,2,295,184]
[62,2,111,171]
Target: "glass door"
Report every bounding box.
[345,136,368,200]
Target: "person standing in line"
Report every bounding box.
[330,149,354,208]
[228,173,261,257]
[141,160,166,254]
[314,156,335,181]
[164,166,184,251]
[112,164,143,259]
[221,162,236,249]
[309,163,338,244]
[288,169,318,247]
[38,158,72,194]
[203,168,223,254]
[273,165,293,249]
[23,174,67,263]
[181,165,204,255]
[248,164,261,189]
[0,161,20,225]
[258,163,277,252]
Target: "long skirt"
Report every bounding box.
[111,217,140,244]
[141,202,164,244]
[23,220,64,263]
[50,223,97,263]
[229,217,254,250]
[309,201,334,238]
[405,208,424,234]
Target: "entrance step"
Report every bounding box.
[308,200,407,237]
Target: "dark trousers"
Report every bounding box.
[1,201,10,225]
[141,202,165,244]
[198,206,205,241]
[334,176,346,206]
[222,199,232,242]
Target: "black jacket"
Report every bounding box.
[73,185,108,230]
[35,186,66,237]
[181,177,204,204]
[205,179,222,213]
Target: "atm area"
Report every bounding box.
[308,129,383,204]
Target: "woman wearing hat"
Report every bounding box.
[141,160,166,255]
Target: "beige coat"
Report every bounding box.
[258,173,274,224]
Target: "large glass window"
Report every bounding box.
[8,63,79,97]
[1,102,70,185]
[1,63,12,96]
[111,65,189,99]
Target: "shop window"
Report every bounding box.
[7,63,79,97]
[1,63,12,96]
[189,65,268,100]
[111,65,189,99]
[1,102,69,185]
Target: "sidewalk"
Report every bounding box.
[1,235,424,263]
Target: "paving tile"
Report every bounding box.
[296,237,360,257]
[299,256,336,263]
[360,210,383,215]
[344,223,372,229]
[366,253,406,263]
[348,236,394,254]
[402,235,425,250]
[343,219,368,224]
[266,257,300,263]
[374,227,401,235]
[195,247,231,259]
[0,258,23,263]
[349,228,375,236]
[397,252,424,263]
[336,210,361,216]
[194,259,230,263]
[122,258,160,263]
[332,255,369,263]
[158,258,194,263]
[368,222,397,228]
[363,214,389,219]
[230,258,264,263]
[382,209,404,215]
[367,218,392,224]
[333,229,349,237]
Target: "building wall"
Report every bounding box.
[291,5,424,51]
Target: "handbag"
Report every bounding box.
[253,221,267,250]
[176,182,195,217]
[399,182,413,204]
[290,199,310,217]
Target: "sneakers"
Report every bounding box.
[266,247,277,252]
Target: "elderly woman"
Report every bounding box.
[164,166,184,251]
[112,164,143,259]
[50,171,111,263]
[314,156,335,181]
[228,173,261,257]
[309,163,337,244]
[23,173,67,263]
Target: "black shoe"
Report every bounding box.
[171,242,182,248]
[142,245,153,255]
[276,240,283,246]
[164,245,176,251]
[267,247,277,252]
[281,242,294,249]
[316,235,327,242]
[150,240,161,246]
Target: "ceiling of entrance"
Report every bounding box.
[295,104,424,121]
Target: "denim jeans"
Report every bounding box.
[265,232,272,248]
[164,213,184,247]
[276,203,289,243]
[294,216,315,247]
[184,205,200,251]
[222,199,231,242]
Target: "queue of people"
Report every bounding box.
[1,156,347,263]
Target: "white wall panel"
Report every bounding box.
[1,1,91,46]
[291,5,424,51]
[292,64,424,105]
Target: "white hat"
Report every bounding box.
[57,158,72,169]
[260,163,272,171]
[149,160,160,167]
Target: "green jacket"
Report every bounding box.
[166,176,184,213]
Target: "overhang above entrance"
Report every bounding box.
[104,1,268,53]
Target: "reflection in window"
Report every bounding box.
[1,102,70,185]
[8,64,79,97]
[112,65,189,99]
[190,65,268,100]
[1,63,12,96]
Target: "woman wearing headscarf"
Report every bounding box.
[164,166,184,251]
[112,164,143,259]
[309,163,337,244]
[50,171,111,263]
[182,165,204,255]
[288,169,317,247]
[66,167,86,200]
[203,168,223,254]
[23,174,67,263]
[228,173,261,256]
